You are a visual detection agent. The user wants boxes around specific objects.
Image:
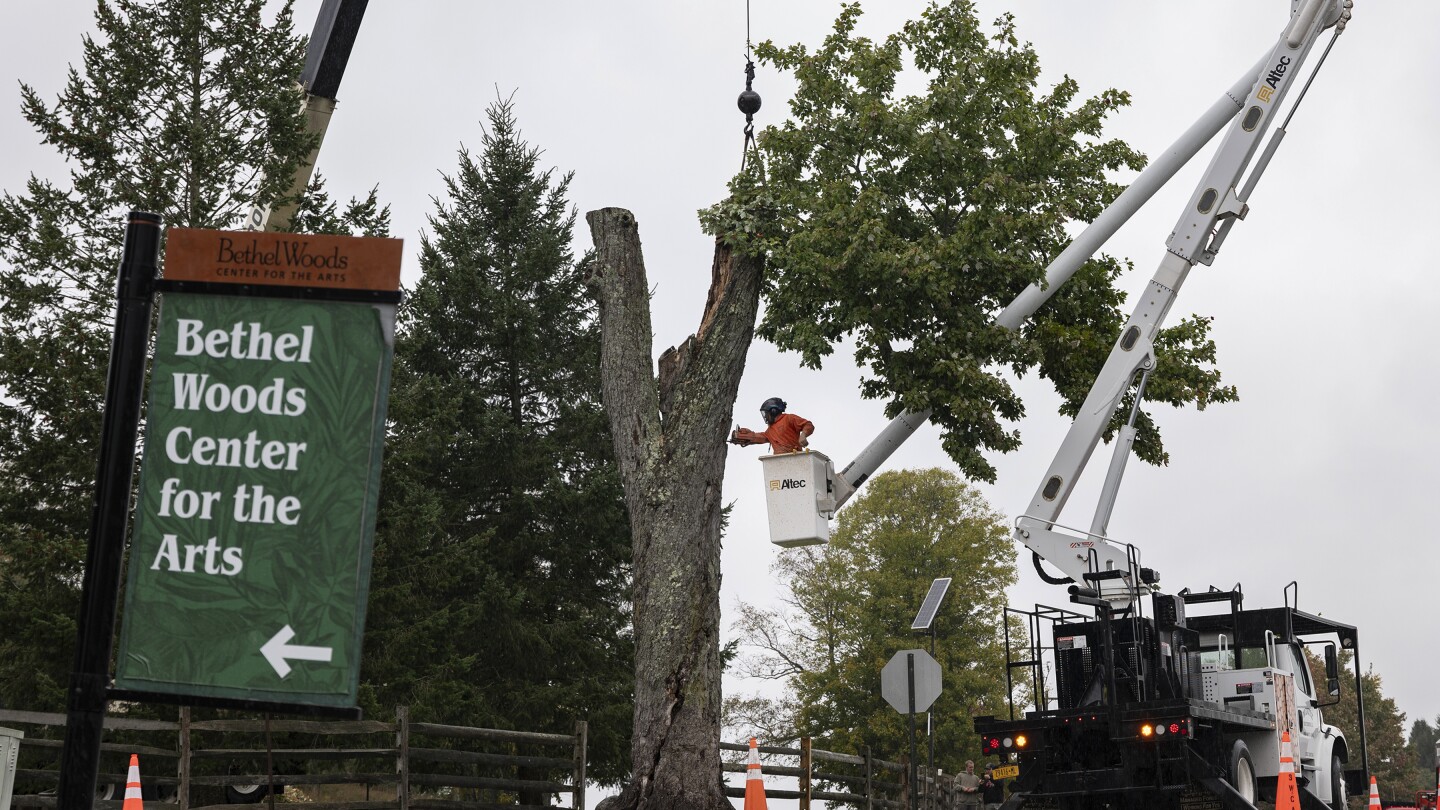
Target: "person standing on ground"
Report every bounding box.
[982,764,1005,810]
[728,397,814,454]
[957,760,982,808]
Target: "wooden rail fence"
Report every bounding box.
[0,707,585,810]
[719,738,975,810]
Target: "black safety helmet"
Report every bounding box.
[760,397,787,425]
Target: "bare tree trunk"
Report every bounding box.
[586,207,762,810]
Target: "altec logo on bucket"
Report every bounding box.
[769,478,807,491]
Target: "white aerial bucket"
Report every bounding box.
[760,450,835,547]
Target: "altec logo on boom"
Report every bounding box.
[1266,56,1292,89]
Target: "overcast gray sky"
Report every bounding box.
[4,1,1439,804]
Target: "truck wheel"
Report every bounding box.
[225,759,277,804]
[1228,741,1257,805]
[1329,754,1347,810]
[225,782,273,804]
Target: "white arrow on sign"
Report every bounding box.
[261,625,333,678]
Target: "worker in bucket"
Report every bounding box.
[729,397,814,454]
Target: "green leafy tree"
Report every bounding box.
[363,98,634,784]
[710,1,1236,482]
[728,468,1022,769]
[0,0,382,710]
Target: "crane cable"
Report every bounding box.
[737,0,763,175]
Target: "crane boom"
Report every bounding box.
[807,1,1351,555]
[242,0,370,233]
[1016,0,1351,605]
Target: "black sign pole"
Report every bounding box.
[928,625,936,810]
[907,652,918,810]
[58,212,162,810]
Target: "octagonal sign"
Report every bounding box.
[881,649,942,714]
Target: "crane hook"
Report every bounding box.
[739,59,762,171]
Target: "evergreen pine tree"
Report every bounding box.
[0,0,383,709]
[363,97,633,782]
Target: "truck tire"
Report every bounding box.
[1228,741,1257,805]
[225,783,273,804]
[1329,754,1347,810]
[225,759,279,804]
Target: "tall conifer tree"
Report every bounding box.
[0,0,383,709]
[364,98,633,782]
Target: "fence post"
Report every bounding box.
[395,706,409,810]
[799,737,811,810]
[178,706,191,810]
[864,746,873,810]
[572,721,587,810]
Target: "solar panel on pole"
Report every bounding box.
[911,577,952,631]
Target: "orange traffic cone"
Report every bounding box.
[1368,775,1382,810]
[743,737,768,810]
[1275,731,1301,810]
[122,755,143,810]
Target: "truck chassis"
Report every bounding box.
[976,587,1367,810]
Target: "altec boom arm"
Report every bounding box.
[827,1,1351,604]
[243,0,370,233]
[1021,0,1349,604]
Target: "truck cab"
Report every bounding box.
[1189,600,1354,807]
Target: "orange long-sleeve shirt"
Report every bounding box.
[756,413,814,454]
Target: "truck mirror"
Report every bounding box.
[1324,643,1341,697]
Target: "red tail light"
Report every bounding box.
[1137,718,1191,739]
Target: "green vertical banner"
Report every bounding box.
[116,291,393,706]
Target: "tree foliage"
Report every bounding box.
[363,98,633,782]
[707,1,1236,482]
[289,173,391,238]
[1411,716,1438,774]
[0,0,382,710]
[728,468,1022,768]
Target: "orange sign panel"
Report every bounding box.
[164,228,402,292]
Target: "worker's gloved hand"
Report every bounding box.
[799,435,810,448]
[730,428,762,445]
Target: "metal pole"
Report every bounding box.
[58,212,162,810]
[908,652,918,810]
[1355,647,1369,785]
[927,627,936,810]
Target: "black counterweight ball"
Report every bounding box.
[738,88,761,117]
